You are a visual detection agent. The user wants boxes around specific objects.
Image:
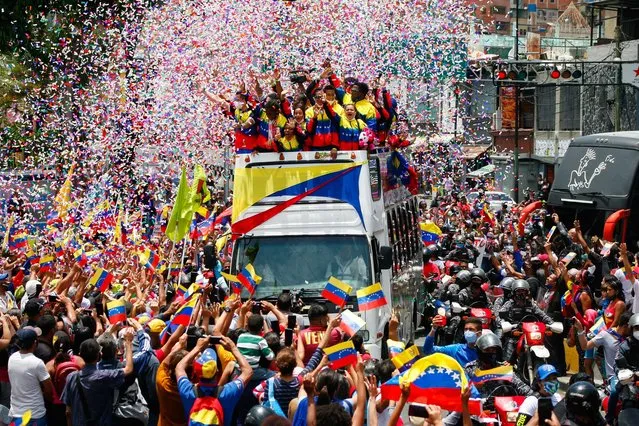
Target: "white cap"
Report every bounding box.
[25,280,41,297]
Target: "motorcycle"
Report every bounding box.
[478,384,526,426]
[501,315,564,385]
[448,301,496,343]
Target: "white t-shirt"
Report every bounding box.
[518,393,562,417]
[8,351,50,418]
[614,269,635,307]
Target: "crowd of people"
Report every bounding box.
[202,63,409,154]
[0,170,635,426]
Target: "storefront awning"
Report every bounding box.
[461,144,490,160]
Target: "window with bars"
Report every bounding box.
[536,85,556,131]
[560,85,581,131]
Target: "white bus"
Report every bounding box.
[231,150,421,358]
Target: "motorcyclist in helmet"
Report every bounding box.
[560,381,606,426]
[245,406,276,426]
[422,245,441,279]
[493,277,515,312]
[444,235,480,266]
[457,268,491,308]
[498,279,554,363]
[464,333,533,399]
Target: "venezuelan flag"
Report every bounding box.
[176,283,188,299]
[470,365,514,385]
[381,353,482,415]
[89,268,114,293]
[387,339,406,358]
[55,242,64,258]
[481,203,495,226]
[420,221,442,246]
[9,409,31,426]
[339,309,365,336]
[9,231,28,250]
[546,226,556,242]
[25,250,40,267]
[173,295,199,326]
[140,249,160,271]
[189,396,223,426]
[356,283,387,311]
[106,299,127,325]
[237,264,261,296]
[391,345,421,373]
[39,255,55,273]
[322,277,352,307]
[325,341,358,370]
[74,248,87,267]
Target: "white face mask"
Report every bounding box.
[633,331,639,341]
[588,265,596,275]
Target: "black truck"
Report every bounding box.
[547,131,639,246]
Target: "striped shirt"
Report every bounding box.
[236,333,274,369]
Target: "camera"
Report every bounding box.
[252,301,263,314]
[289,70,307,84]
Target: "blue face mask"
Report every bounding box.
[464,330,478,344]
[543,380,559,395]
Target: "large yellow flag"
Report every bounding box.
[165,169,191,242]
[55,164,75,219]
[189,164,211,214]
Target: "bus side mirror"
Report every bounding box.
[378,246,393,270]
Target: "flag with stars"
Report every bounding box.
[381,353,481,414]
[470,365,514,385]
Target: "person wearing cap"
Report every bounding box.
[20,279,42,313]
[175,335,252,426]
[23,298,45,327]
[61,331,135,426]
[515,364,562,425]
[0,274,16,314]
[8,326,54,426]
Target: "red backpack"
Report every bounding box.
[53,361,81,404]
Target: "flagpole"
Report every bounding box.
[176,237,188,287]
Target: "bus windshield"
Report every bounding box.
[233,235,373,298]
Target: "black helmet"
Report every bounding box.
[476,333,502,352]
[565,381,601,420]
[512,279,530,292]
[456,270,472,287]
[499,277,515,292]
[470,268,487,284]
[454,235,466,247]
[245,406,277,426]
[423,245,439,260]
[450,265,463,276]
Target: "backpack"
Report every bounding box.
[261,377,287,417]
[113,379,150,426]
[53,361,81,403]
[188,395,224,426]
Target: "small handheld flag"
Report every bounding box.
[173,295,199,326]
[107,299,127,325]
[89,268,114,293]
[356,283,387,311]
[391,345,420,373]
[324,341,358,369]
[39,255,54,273]
[546,226,556,242]
[322,277,352,307]
[561,252,577,265]
[237,264,261,296]
[74,248,87,267]
[387,339,406,358]
[470,365,514,385]
[420,221,442,246]
[339,309,366,336]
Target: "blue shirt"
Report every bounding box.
[293,396,355,426]
[177,376,244,426]
[61,364,125,426]
[422,335,478,367]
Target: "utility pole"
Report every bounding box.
[223,138,231,202]
[513,1,520,203]
[614,25,622,132]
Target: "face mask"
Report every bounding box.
[633,331,639,341]
[464,330,478,344]
[587,265,596,275]
[543,380,559,395]
[514,292,527,303]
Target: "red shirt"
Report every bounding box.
[299,326,341,364]
[423,262,440,279]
